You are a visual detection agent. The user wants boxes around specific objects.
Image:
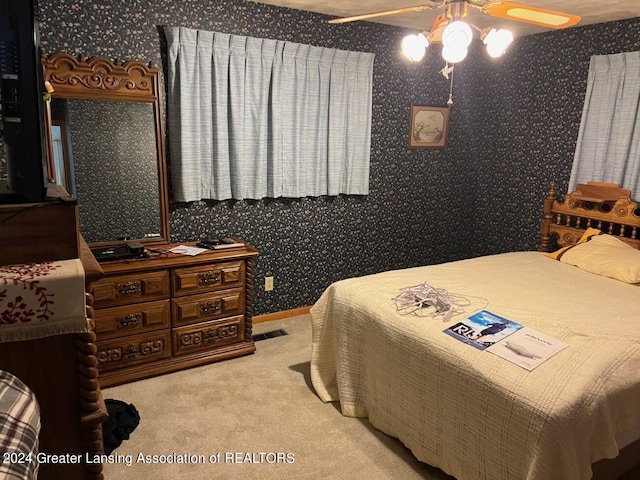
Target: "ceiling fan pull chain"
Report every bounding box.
[447,64,454,106]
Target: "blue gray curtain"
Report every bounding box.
[569,51,640,196]
[165,27,375,202]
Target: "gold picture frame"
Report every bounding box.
[408,104,450,148]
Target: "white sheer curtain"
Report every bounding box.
[569,51,640,195]
[165,27,375,202]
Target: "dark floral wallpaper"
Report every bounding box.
[35,0,640,315]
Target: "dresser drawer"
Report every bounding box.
[96,331,171,371]
[172,261,244,296]
[92,270,170,308]
[173,316,244,356]
[94,300,170,340]
[172,288,244,327]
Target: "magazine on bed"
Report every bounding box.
[486,328,568,371]
[443,310,523,350]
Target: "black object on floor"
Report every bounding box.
[252,329,288,342]
[102,399,140,455]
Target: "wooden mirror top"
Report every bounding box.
[42,52,160,102]
[42,52,170,247]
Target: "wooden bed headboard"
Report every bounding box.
[539,181,640,252]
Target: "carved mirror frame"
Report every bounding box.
[42,52,170,247]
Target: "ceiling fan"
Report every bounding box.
[328,1,581,104]
[329,0,581,63]
[328,0,581,33]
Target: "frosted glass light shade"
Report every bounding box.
[442,21,473,50]
[442,45,468,63]
[401,33,430,62]
[483,28,514,58]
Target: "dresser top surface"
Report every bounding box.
[95,242,258,276]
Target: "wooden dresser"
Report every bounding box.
[90,243,259,387]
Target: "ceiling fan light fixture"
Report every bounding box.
[482,28,514,58]
[442,45,468,64]
[401,32,430,62]
[442,20,473,50]
[329,0,581,106]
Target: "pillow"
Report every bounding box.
[545,227,603,260]
[556,233,640,284]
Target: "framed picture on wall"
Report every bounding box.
[408,105,450,148]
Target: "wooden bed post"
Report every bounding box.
[539,181,557,252]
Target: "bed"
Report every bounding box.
[310,181,640,480]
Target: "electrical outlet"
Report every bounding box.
[265,276,274,291]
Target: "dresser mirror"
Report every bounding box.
[42,52,170,246]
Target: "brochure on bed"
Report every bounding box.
[443,310,523,350]
[310,252,640,480]
[487,327,569,371]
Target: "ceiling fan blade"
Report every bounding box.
[483,2,581,28]
[428,14,449,44]
[328,4,439,24]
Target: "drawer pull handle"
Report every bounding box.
[122,340,163,359]
[204,325,238,342]
[123,344,139,359]
[178,325,239,351]
[116,281,142,297]
[116,313,143,330]
[198,300,221,315]
[197,271,220,286]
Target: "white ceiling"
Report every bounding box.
[248,0,639,38]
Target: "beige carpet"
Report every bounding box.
[102,315,454,480]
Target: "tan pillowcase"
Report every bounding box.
[558,233,640,284]
[545,227,603,260]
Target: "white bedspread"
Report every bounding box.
[310,252,640,480]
